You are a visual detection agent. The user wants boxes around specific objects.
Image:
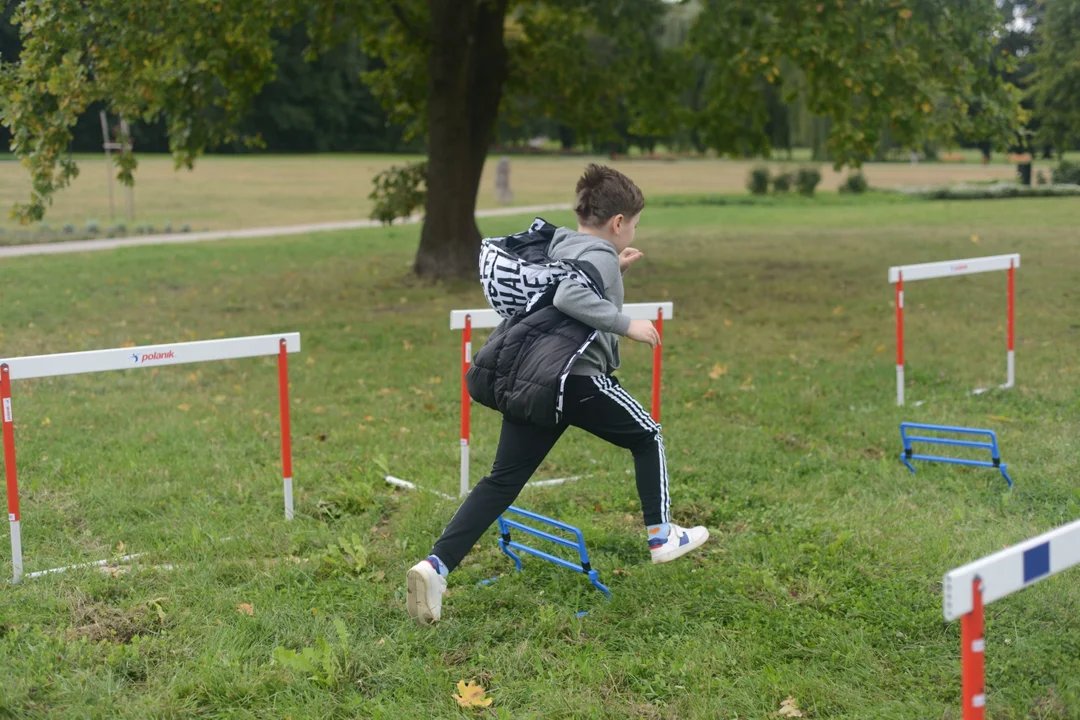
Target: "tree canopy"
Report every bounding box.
[1,0,1025,276]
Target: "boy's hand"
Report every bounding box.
[619,248,644,272]
[626,319,660,348]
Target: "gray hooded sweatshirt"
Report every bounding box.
[548,227,632,376]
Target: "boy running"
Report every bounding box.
[406,164,708,625]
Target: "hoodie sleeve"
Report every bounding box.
[552,247,632,335]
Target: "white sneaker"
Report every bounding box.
[649,523,710,564]
[406,559,447,626]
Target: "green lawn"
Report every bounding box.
[1,196,1079,718]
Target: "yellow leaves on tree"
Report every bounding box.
[453,680,493,708]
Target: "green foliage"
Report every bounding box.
[747,165,770,195]
[1028,0,1080,154]
[685,0,1023,167]
[0,0,283,222]
[273,618,352,688]
[368,161,427,226]
[313,534,368,580]
[84,220,100,234]
[894,182,1080,200]
[771,170,793,193]
[1052,160,1080,186]
[795,165,821,197]
[839,173,869,195]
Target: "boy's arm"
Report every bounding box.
[553,248,631,335]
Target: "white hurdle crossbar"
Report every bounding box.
[449,302,673,498]
[888,253,1018,407]
[1,333,301,583]
[943,517,1080,718]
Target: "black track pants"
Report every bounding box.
[430,374,669,572]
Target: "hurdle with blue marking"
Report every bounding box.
[899,422,1013,488]
[496,506,610,599]
[943,517,1080,719]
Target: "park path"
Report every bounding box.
[0,203,572,259]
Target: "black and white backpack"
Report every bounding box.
[478,217,603,321]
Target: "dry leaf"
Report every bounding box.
[306,357,316,366]
[177,404,191,412]
[773,696,804,717]
[971,234,980,244]
[832,305,844,316]
[236,603,254,616]
[875,345,885,353]
[708,363,728,379]
[376,637,387,646]
[987,415,1014,423]
[453,680,493,708]
[723,319,733,327]
[403,340,414,351]
[314,406,326,415]
[427,376,443,384]
[40,417,51,428]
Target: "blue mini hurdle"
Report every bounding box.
[899,422,1013,488]
[496,506,610,599]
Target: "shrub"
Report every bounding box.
[84,220,100,234]
[796,166,822,196]
[369,161,428,225]
[771,170,794,193]
[840,173,869,194]
[1035,170,1048,185]
[114,222,127,235]
[62,223,76,234]
[163,221,173,233]
[181,224,192,233]
[1051,159,1080,185]
[747,165,770,195]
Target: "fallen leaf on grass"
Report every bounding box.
[723,319,733,327]
[376,637,386,647]
[773,696,804,717]
[708,363,728,379]
[875,345,885,353]
[453,680,493,708]
[832,305,844,317]
[987,415,1014,423]
[236,603,254,616]
[177,404,191,412]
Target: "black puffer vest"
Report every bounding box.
[466,260,603,427]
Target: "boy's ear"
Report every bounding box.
[611,213,625,235]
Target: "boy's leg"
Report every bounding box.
[564,374,707,562]
[429,417,565,572]
[564,375,669,524]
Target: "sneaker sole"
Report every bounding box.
[406,567,439,626]
[651,529,710,564]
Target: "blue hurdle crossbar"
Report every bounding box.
[496,506,610,599]
[899,422,1013,488]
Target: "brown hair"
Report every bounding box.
[573,163,645,227]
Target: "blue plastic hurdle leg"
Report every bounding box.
[899,422,1014,489]
[495,506,611,599]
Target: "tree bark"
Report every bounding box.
[414,0,509,279]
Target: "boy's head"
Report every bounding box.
[574,164,644,252]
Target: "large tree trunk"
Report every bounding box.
[414,0,509,279]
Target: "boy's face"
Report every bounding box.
[608,212,640,252]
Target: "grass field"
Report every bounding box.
[0,152,1057,236]
[1,195,1079,718]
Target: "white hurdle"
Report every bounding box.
[888,253,1018,406]
[449,302,673,498]
[1,333,300,583]
[943,518,1080,718]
